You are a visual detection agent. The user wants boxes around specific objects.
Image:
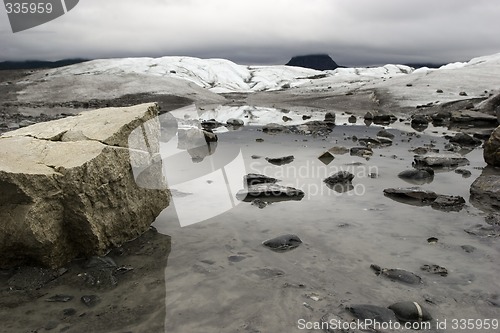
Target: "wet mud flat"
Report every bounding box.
[0,104,499,333]
[154,112,499,333]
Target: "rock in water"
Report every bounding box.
[324,171,355,185]
[285,54,339,71]
[0,103,169,267]
[398,168,434,185]
[484,126,500,166]
[236,184,305,202]
[263,234,302,252]
[414,153,469,167]
[265,155,294,166]
[243,173,278,186]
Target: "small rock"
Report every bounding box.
[228,255,246,262]
[364,112,374,120]
[427,237,439,244]
[81,295,101,308]
[236,184,305,202]
[373,114,396,125]
[459,91,468,96]
[251,199,268,209]
[324,112,336,122]
[328,146,349,155]
[348,115,357,123]
[411,115,429,125]
[398,168,434,185]
[262,234,302,252]
[377,129,395,139]
[436,89,443,93]
[262,123,288,133]
[256,138,264,142]
[421,264,448,276]
[455,169,472,178]
[324,171,354,185]
[226,118,244,126]
[431,195,466,212]
[383,187,438,202]
[388,301,432,322]
[414,153,469,167]
[244,173,278,186]
[282,116,292,122]
[350,147,373,158]
[265,155,294,166]
[302,115,312,120]
[449,133,482,147]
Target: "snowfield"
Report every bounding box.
[19,52,500,108]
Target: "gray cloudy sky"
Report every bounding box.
[1,0,499,66]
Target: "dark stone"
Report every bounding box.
[201,119,223,130]
[383,187,438,203]
[282,116,292,122]
[388,301,432,322]
[265,155,294,166]
[377,129,395,139]
[364,112,374,120]
[262,123,288,133]
[348,115,357,123]
[285,54,339,71]
[484,126,500,166]
[398,168,434,185]
[236,184,305,202]
[436,89,444,93]
[470,171,500,211]
[371,264,422,285]
[324,171,354,185]
[431,195,466,212]
[228,255,246,263]
[251,199,268,209]
[455,169,472,178]
[414,153,469,167]
[226,118,244,126]
[262,234,302,252]
[459,91,468,96]
[411,115,429,125]
[350,147,373,158]
[348,304,398,322]
[449,133,482,147]
[328,146,349,155]
[373,114,397,125]
[420,264,448,276]
[80,295,101,308]
[324,112,336,122]
[244,173,278,186]
[302,115,312,120]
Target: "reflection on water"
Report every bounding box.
[152,105,500,333]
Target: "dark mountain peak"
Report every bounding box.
[286,54,339,70]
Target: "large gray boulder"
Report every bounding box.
[484,126,500,166]
[0,103,169,267]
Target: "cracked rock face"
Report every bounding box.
[0,103,169,268]
[484,126,500,167]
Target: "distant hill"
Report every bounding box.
[0,59,89,70]
[286,54,340,70]
[403,62,445,69]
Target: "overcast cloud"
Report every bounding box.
[1,0,499,66]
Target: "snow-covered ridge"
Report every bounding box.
[34,52,500,107]
[43,56,416,93]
